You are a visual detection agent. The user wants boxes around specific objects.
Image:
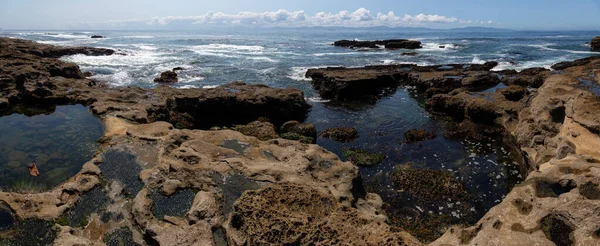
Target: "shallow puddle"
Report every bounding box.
[577,77,600,96]
[100,150,144,196]
[59,185,109,227]
[0,105,103,192]
[306,88,527,242]
[151,189,196,219]
[0,203,13,232]
[213,172,259,215]
[222,139,250,155]
[0,219,57,246]
[104,227,141,246]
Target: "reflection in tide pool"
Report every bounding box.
[0,105,103,192]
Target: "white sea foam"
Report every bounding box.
[192,44,264,52]
[287,67,313,81]
[202,85,219,89]
[526,43,598,54]
[177,85,201,89]
[308,97,331,103]
[188,44,267,58]
[312,51,383,56]
[420,42,460,51]
[471,56,486,64]
[120,35,156,39]
[95,71,133,87]
[61,50,170,67]
[491,55,571,72]
[246,57,279,63]
[133,44,158,51]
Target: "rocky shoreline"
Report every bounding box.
[0,37,599,245]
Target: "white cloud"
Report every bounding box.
[80,8,493,28]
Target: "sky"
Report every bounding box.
[1,0,600,30]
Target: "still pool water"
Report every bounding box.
[0,105,104,192]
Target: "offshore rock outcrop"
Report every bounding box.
[334,39,422,50]
[591,36,600,51]
[305,61,551,100]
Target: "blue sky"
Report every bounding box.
[2,0,600,30]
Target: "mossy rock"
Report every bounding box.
[280,132,314,144]
[342,148,385,166]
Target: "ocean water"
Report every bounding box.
[1,29,598,239]
[1,29,598,93]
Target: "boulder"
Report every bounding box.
[234,121,279,141]
[172,67,185,72]
[153,71,178,83]
[90,35,104,38]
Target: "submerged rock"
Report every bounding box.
[154,71,178,83]
[320,127,359,143]
[90,35,104,39]
[342,148,386,167]
[404,129,436,143]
